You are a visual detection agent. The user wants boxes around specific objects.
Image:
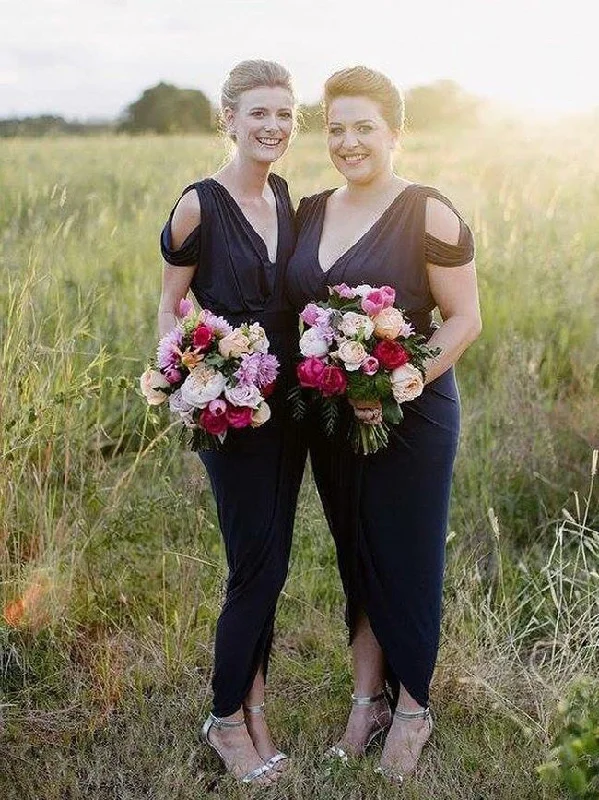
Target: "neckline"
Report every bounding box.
[207,174,281,264]
[316,182,418,274]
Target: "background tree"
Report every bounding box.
[405,79,482,130]
[119,82,213,134]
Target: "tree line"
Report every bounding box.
[1,80,482,137]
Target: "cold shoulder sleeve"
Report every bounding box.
[423,189,475,267]
[160,184,201,267]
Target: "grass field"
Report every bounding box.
[0,123,598,799]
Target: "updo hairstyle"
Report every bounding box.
[323,66,405,132]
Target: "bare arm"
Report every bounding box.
[158,190,201,337]
[352,196,481,422]
[422,197,482,384]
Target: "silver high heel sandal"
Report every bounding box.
[243,703,289,771]
[326,691,392,761]
[201,712,273,784]
[376,706,433,785]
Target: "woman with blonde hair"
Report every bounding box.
[158,59,306,786]
[286,65,481,784]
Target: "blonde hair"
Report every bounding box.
[220,59,296,112]
[323,66,405,132]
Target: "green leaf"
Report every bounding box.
[382,398,403,425]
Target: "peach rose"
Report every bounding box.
[251,401,272,427]
[390,364,424,403]
[139,369,170,405]
[372,307,407,340]
[334,340,368,371]
[218,330,251,359]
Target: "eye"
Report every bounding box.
[278,110,293,119]
[357,124,374,134]
[328,126,344,136]
[251,110,265,118]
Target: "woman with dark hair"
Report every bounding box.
[158,59,306,786]
[286,65,481,785]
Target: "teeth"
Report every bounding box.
[258,138,281,145]
[344,154,367,163]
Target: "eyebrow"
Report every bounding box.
[249,106,293,112]
[329,118,377,126]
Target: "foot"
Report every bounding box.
[244,705,289,773]
[206,720,278,786]
[379,708,432,783]
[331,694,392,758]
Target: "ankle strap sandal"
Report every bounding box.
[201,712,272,784]
[243,703,289,771]
[326,691,392,762]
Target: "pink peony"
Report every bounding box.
[262,381,276,398]
[164,366,183,384]
[178,298,194,317]
[361,286,395,317]
[207,398,227,416]
[193,324,214,351]
[226,404,253,428]
[297,357,326,388]
[318,365,347,397]
[361,356,380,375]
[330,283,357,299]
[199,406,229,435]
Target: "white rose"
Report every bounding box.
[139,369,170,405]
[353,284,375,298]
[251,401,271,427]
[224,383,262,409]
[338,311,375,339]
[334,340,368,371]
[245,322,270,354]
[299,327,330,358]
[181,365,226,408]
[390,364,424,403]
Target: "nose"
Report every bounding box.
[341,129,360,148]
[263,114,279,132]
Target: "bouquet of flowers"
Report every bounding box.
[140,299,278,449]
[291,283,440,455]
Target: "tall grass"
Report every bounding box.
[0,124,597,798]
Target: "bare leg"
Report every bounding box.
[242,668,287,770]
[333,612,392,756]
[379,683,432,781]
[205,707,278,785]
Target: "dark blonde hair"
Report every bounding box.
[324,66,405,132]
[220,59,296,112]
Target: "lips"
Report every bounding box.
[257,137,282,146]
[340,153,368,164]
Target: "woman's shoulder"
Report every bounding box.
[168,183,202,249]
[296,188,333,215]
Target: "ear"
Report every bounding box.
[223,106,236,135]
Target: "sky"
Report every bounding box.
[1,0,598,120]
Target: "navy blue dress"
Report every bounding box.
[161,174,307,717]
[286,184,474,709]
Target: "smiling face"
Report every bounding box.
[225,86,295,164]
[326,95,398,184]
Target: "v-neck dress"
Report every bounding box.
[160,174,307,717]
[285,184,474,709]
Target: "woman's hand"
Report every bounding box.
[349,398,383,425]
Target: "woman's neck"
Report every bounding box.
[344,170,401,205]
[216,155,271,201]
